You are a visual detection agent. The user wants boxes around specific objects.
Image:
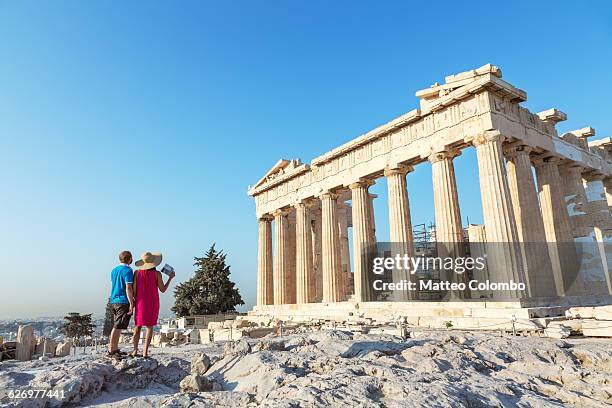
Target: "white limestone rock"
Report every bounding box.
[54,341,71,357]
[544,327,571,339]
[223,339,251,357]
[190,353,211,375]
[179,374,214,393]
[2,329,612,407]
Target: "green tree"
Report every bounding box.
[102,301,114,337]
[60,312,96,352]
[172,244,244,317]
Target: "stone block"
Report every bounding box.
[244,328,276,338]
[38,338,58,357]
[581,319,612,337]
[218,328,246,341]
[567,306,596,319]
[232,319,252,329]
[544,325,571,339]
[151,334,163,348]
[16,325,34,361]
[471,307,531,319]
[547,319,582,333]
[593,305,612,320]
[55,341,71,357]
[208,321,225,330]
[199,329,211,344]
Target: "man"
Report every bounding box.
[107,250,134,357]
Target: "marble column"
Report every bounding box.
[350,180,375,302]
[467,225,489,298]
[560,164,590,239]
[368,194,377,242]
[604,178,612,213]
[505,144,555,298]
[295,200,315,304]
[385,165,415,300]
[286,212,297,304]
[320,191,344,303]
[534,156,577,296]
[311,206,323,302]
[429,148,468,298]
[338,202,353,298]
[257,215,273,305]
[273,208,290,305]
[473,131,525,299]
[559,164,599,294]
[583,172,612,294]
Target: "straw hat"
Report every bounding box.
[135,251,163,270]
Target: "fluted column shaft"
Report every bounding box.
[584,172,612,294]
[430,150,464,250]
[385,165,415,300]
[257,216,274,305]
[429,149,467,298]
[320,191,343,303]
[286,214,297,303]
[295,201,315,303]
[467,225,489,298]
[311,207,323,302]
[273,209,290,304]
[560,165,590,238]
[604,178,612,213]
[350,181,375,302]
[338,202,352,298]
[505,145,555,297]
[474,132,525,299]
[535,157,576,296]
[584,172,611,228]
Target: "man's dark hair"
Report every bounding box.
[119,251,132,264]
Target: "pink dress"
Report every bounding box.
[134,269,160,327]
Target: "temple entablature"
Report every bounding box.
[249,65,612,219]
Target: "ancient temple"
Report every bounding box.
[247,64,612,325]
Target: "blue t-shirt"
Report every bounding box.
[109,264,134,304]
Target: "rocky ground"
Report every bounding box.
[0,329,610,407]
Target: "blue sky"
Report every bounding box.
[1,1,610,319]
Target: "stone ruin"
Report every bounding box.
[0,324,72,362]
[246,64,612,335]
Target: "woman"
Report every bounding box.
[132,251,175,358]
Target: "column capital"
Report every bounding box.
[258,214,274,222]
[318,189,339,200]
[584,170,605,182]
[348,179,375,190]
[532,155,562,167]
[272,208,292,217]
[472,130,505,147]
[293,197,317,209]
[558,162,584,174]
[503,143,533,158]
[428,148,461,164]
[384,164,414,177]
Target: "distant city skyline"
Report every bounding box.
[1,1,611,319]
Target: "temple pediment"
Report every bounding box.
[249,158,308,195]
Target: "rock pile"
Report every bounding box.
[1,355,191,407]
[2,329,610,407]
[171,330,611,407]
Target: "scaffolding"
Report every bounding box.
[412,222,442,300]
